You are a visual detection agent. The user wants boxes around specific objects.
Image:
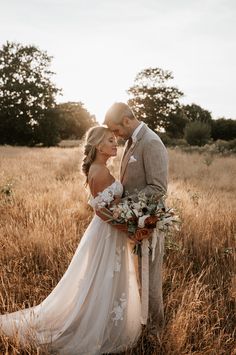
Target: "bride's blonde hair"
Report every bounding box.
[82,126,110,184]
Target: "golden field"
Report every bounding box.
[0,145,235,354]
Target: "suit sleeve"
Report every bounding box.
[139,138,168,199]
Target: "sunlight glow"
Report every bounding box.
[1,0,235,121]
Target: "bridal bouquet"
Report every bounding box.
[102,192,179,253]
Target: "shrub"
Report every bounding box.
[158,132,188,147]
[184,121,211,146]
[211,118,236,141]
[214,139,236,153]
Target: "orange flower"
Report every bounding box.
[135,228,152,241]
[144,215,159,228]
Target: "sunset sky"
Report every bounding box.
[1,0,235,123]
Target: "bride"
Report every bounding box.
[0,126,142,354]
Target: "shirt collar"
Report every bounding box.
[131,121,144,141]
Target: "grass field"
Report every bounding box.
[0,146,235,354]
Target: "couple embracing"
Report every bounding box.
[0,102,168,354]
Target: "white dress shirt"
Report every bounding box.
[131,121,144,141]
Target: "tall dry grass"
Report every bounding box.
[0,146,235,354]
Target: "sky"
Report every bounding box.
[0,0,235,123]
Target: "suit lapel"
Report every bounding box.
[119,139,129,176]
[120,140,138,181]
[120,124,147,182]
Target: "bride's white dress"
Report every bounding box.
[0,181,141,354]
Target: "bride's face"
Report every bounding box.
[98,131,118,157]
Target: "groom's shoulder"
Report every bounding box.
[142,124,165,145]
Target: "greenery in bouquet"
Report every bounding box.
[102,191,179,241]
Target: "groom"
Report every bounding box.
[104,102,168,338]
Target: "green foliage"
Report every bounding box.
[165,104,212,140]
[33,102,97,146]
[203,152,214,166]
[0,181,14,205]
[184,121,211,146]
[213,139,236,153]
[165,107,189,138]
[1,182,13,197]
[157,132,188,147]
[211,118,236,141]
[182,104,212,124]
[127,67,183,132]
[0,41,60,145]
[34,108,61,146]
[55,102,97,140]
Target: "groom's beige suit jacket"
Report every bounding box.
[120,122,168,331]
[120,123,168,200]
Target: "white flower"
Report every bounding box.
[133,208,140,218]
[126,210,133,219]
[138,214,150,228]
[133,202,141,210]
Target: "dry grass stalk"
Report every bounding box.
[0,146,235,354]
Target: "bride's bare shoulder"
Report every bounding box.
[88,164,115,197]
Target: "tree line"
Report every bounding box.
[127,68,236,146]
[0,42,96,146]
[0,41,235,147]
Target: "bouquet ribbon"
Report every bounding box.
[141,238,149,324]
[140,228,164,325]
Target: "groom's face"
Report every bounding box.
[107,118,131,140]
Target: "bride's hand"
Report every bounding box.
[111,196,121,205]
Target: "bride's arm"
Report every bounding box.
[89,167,129,233]
[95,208,128,231]
[90,168,148,240]
[96,204,152,242]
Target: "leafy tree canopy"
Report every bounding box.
[184,121,211,146]
[55,102,97,140]
[211,118,236,141]
[127,67,183,131]
[0,41,60,145]
[182,103,212,124]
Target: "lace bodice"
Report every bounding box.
[88,181,123,209]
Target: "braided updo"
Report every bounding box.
[82,126,110,184]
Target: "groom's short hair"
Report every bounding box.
[104,102,135,125]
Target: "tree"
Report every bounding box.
[127,67,183,132]
[184,121,211,146]
[165,103,213,139]
[34,102,97,146]
[0,41,60,145]
[54,102,97,140]
[165,107,189,138]
[35,108,61,146]
[182,104,212,124]
[211,118,236,141]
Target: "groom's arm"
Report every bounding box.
[142,138,168,198]
[126,138,168,201]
